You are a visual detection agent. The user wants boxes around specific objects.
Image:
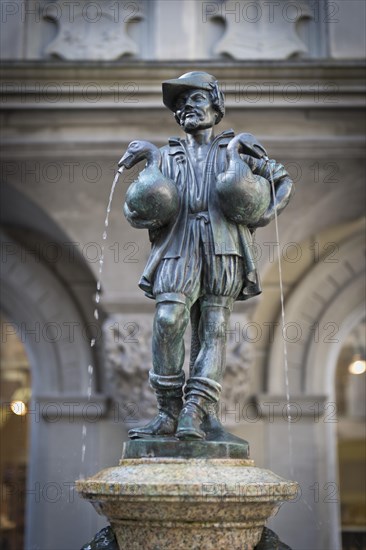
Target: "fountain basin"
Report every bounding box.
[76,456,298,550]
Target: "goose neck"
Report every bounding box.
[227,138,242,161]
[144,147,160,169]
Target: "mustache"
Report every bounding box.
[177,109,203,121]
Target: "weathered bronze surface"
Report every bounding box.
[122,438,249,460]
[81,527,118,550]
[120,71,293,447]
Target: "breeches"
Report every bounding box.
[152,215,244,310]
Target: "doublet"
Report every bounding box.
[138,129,289,303]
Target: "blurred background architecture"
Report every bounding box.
[0,1,365,549]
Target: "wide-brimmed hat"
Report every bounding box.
[162,71,219,112]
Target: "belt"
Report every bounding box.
[188,211,209,223]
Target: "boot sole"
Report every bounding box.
[175,429,205,440]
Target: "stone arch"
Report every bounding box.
[262,229,365,550]
[0,230,96,397]
[0,186,112,548]
[267,231,365,395]
[0,181,108,393]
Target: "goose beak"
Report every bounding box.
[242,141,268,160]
[250,143,268,160]
[235,133,268,160]
[118,150,133,169]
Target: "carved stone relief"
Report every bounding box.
[44,0,143,60]
[210,0,314,59]
[103,313,253,426]
[103,314,156,423]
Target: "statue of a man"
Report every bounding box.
[121,72,293,441]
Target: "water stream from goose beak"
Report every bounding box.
[79,168,124,477]
[266,158,294,479]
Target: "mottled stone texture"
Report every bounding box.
[76,458,298,550]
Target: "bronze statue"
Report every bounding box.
[119,72,293,442]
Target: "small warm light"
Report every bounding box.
[10,400,27,416]
[349,358,366,375]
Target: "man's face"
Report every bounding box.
[174,89,217,134]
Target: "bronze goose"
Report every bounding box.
[119,140,179,230]
[216,133,271,225]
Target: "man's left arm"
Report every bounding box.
[243,155,294,228]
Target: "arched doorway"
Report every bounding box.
[334,319,366,550]
[0,180,124,550]
[259,227,365,550]
[0,313,31,550]
[0,228,108,549]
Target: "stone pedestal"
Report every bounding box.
[76,441,298,550]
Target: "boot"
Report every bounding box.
[128,371,184,439]
[175,377,221,440]
[175,397,206,439]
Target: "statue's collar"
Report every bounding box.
[168,129,234,155]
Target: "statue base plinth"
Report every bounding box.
[76,450,298,550]
[122,437,249,459]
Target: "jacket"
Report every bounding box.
[138,129,289,301]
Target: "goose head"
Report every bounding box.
[228,133,268,160]
[118,140,160,170]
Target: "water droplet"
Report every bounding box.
[90,339,95,348]
[95,293,100,303]
[88,364,93,375]
[102,231,107,240]
[94,309,99,320]
[97,281,101,291]
[81,443,86,463]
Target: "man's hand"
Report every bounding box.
[235,133,268,160]
[123,203,162,230]
[253,176,294,228]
